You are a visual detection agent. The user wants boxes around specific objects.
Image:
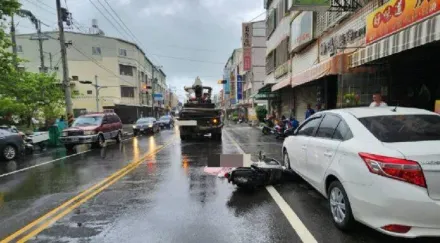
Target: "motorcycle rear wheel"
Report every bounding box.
[262,127,270,135]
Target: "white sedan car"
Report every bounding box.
[282,107,440,238]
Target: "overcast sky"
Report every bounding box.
[16,0,266,101]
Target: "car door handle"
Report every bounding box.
[301,145,307,150]
[324,151,333,157]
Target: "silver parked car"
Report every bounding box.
[0,129,24,161]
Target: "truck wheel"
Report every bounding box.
[213,133,222,141]
[64,144,75,151]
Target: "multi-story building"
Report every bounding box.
[260,0,296,118]
[15,29,166,121]
[241,20,268,110]
[259,0,362,121]
[261,0,440,121]
[223,48,242,110]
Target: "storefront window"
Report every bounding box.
[337,67,389,108]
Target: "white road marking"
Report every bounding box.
[0,150,90,178]
[0,135,134,179]
[223,129,318,243]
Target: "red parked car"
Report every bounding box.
[60,110,123,150]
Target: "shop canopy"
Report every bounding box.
[250,84,279,100]
[271,73,291,92]
[291,53,348,88]
[349,14,440,69]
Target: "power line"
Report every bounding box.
[151,54,225,64]
[98,0,162,65]
[96,0,135,42]
[101,0,219,53]
[248,11,266,22]
[101,0,140,45]
[24,0,57,15]
[36,0,56,10]
[87,0,129,40]
[70,44,136,87]
[87,0,162,66]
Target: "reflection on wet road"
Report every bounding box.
[0,125,438,242]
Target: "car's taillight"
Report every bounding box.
[358,152,426,188]
[381,224,412,233]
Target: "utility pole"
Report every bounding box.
[10,14,18,69]
[79,76,113,112]
[37,21,45,72]
[49,52,53,70]
[95,75,99,112]
[56,0,73,119]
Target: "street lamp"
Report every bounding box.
[78,75,111,112]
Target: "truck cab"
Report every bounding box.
[177,77,223,141]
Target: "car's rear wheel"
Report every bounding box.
[3,145,18,161]
[64,144,75,151]
[328,180,355,231]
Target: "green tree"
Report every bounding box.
[0,0,21,75]
[0,1,65,127]
[256,106,267,122]
[0,72,65,127]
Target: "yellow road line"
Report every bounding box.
[1,137,176,243]
[17,151,151,242]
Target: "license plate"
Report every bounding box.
[176,120,197,126]
[140,128,144,131]
[70,137,79,142]
[234,177,248,183]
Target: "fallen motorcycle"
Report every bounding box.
[225,151,287,190]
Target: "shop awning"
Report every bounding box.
[291,53,348,88]
[249,93,279,100]
[271,74,291,92]
[258,83,274,93]
[349,14,440,68]
[250,83,279,100]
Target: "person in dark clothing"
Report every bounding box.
[316,104,323,112]
[290,116,299,129]
[305,104,315,119]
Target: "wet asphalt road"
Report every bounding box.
[0,125,438,242]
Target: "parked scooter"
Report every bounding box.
[275,119,291,139]
[262,118,277,135]
[276,117,299,139]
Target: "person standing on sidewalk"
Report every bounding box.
[316,103,323,112]
[370,91,388,107]
[305,104,315,119]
